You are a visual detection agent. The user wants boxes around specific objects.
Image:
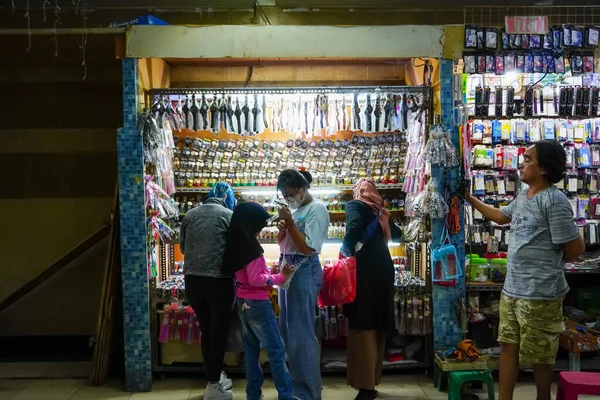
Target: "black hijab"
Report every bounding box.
[222,202,272,276]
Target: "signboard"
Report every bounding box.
[505,16,549,35]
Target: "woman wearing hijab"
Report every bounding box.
[222,202,295,400]
[340,178,401,400]
[182,182,236,400]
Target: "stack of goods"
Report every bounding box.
[463,24,599,75]
[467,84,600,249]
[156,276,185,302]
[319,305,350,341]
[469,85,600,120]
[158,305,201,344]
[395,271,432,336]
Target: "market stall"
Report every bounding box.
[117,24,463,391]
[455,22,600,372]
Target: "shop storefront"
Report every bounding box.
[117,25,465,391]
[448,22,600,372]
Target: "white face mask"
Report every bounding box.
[286,189,305,209]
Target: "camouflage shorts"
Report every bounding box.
[498,293,564,365]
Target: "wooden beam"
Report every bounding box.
[170,63,406,87]
[0,225,111,314]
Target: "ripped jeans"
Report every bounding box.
[237,298,294,400]
[279,254,323,400]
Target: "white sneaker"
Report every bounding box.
[219,371,233,390]
[204,383,233,400]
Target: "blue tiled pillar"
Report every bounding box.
[118,58,152,392]
[431,59,466,350]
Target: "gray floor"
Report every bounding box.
[2,375,599,400]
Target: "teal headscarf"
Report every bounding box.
[206,182,236,210]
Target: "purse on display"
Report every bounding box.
[318,210,382,307]
[432,224,463,284]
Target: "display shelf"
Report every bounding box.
[565,268,600,275]
[177,209,405,217]
[176,184,405,194]
[150,85,432,96]
[469,116,596,121]
[467,282,504,291]
[153,360,430,378]
[257,239,403,246]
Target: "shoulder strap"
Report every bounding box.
[437,223,450,247]
[359,210,383,245]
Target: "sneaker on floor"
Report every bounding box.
[204,383,233,400]
[219,371,233,390]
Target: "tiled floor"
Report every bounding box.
[1,375,599,400]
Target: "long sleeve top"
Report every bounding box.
[235,256,286,300]
[181,199,233,278]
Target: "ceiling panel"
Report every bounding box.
[275,0,600,7]
[77,0,255,9]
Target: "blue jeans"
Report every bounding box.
[279,254,323,400]
[237,298,294,400]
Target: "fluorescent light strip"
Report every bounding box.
[240,189,345,196]
[262,241,402,248]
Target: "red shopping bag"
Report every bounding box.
[318,255,357,307]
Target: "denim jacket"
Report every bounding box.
[181,198,233,278]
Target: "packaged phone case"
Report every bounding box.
[477,27,485,49]
[515,53,525,73]
[525,53,534,73]
[487,55,497,73]
[571,26,584,48]
[431,226,463,282]
[477,55,487,74]
[495,55,504,75]
[504,53,515,73]
[585,26,600,48]
[563,24,572,48]
[553,26,563,50]
[583,54,595,73]
[571,54,584,75]
[533,53,544,73]
[502,31,510,49]
[544,53,555,74]
[463,54,476,74]
[555,54,566,74]
[530,34,542,49]
[544,32,554,49]
[485,28,498,49]
[465,25,478,48]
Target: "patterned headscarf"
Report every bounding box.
[206,182,236,210]
[353,178,391,241]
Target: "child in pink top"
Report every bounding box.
[222,202,295,400]
[235,257,286,300]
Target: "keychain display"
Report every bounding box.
[173,133,407,189]
[413,179,449,220]
[138,108,176,194]
[424,125,460,167]
[396,270,432,336]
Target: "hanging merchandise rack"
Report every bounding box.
[149,86,432,96]
[147,84,434,377]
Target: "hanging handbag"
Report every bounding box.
[431,224,463,284]
[318,211,382,307]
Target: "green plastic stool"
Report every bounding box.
[447,370,495,400]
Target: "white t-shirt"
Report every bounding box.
[280,200,330,255]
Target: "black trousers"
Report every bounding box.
[185,275,235,382]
